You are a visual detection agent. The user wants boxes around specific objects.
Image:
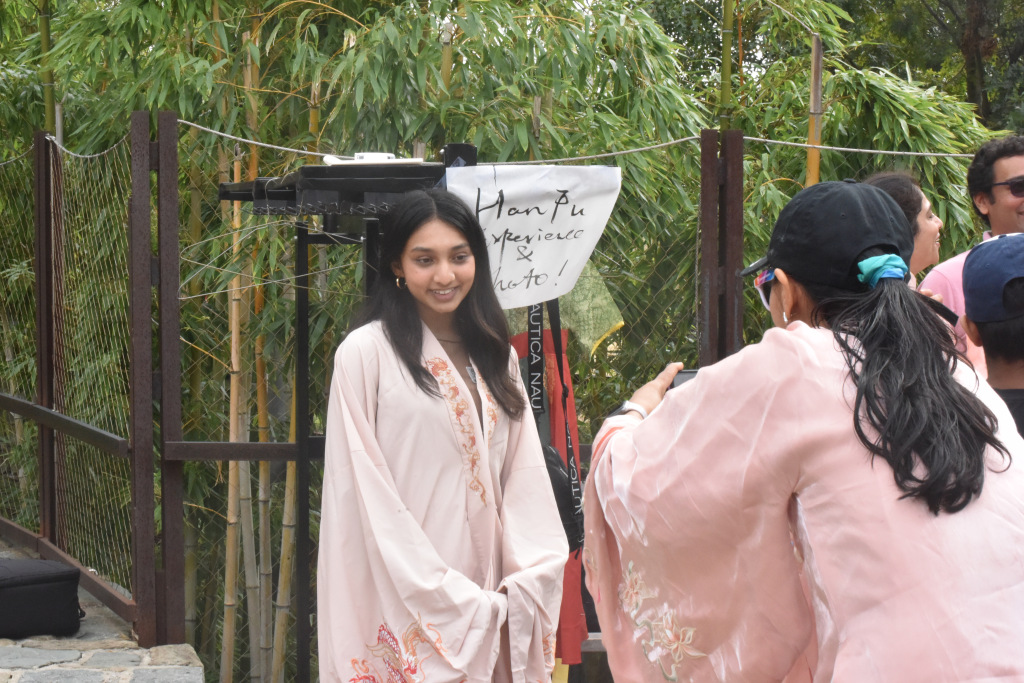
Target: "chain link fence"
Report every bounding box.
[49,141,135,594]
[177,128,344,681]
[0,136,136,619]
[0,151,38,533]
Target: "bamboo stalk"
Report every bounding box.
[719,0,735,130]
[248,22,272,676]
[805,34,823,187]
[239,460,260,682]
[237,30,263,682]
[271,386,298,683]
[220,146,244,683]
[254,284,273,678]
[236,350,257,681]
[441,19,454,91]
[220,459,240,683]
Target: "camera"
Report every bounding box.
[670,368,698,389]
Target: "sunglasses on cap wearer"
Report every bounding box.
[754,268,776,311]
[991,176,1024,198]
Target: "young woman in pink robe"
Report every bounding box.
[317,189,568,683]
[584,181,1024,681]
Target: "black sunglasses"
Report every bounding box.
[991,176,1024,198]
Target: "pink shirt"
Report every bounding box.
[584,323,1024,681]
[919,234,993,378]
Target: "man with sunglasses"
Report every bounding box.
[921,135,1024,378]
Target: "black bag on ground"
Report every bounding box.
[0,558,83,639]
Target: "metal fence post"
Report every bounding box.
[33,130,56,542]
[129,110,158,648]
[721,129,745,357]
[157,110,186,645]
[698,129,722,365]
[295,220,312,683]
[698,129,746,365]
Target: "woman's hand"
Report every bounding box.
[626,362,685,417]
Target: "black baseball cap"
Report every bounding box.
[740,180,913,291]
[963,233,1024,323]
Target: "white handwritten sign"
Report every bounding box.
[446,165,622,309]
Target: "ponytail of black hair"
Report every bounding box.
[802,256,1009,514]
[354,188,526,420]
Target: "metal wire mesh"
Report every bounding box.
[48,140,135,596]
[54,437,133,593]
[0,152,36,403]
[178,129,346,681]
[0,412,38,534]
[0,151,38,533]
[574,204,702,443]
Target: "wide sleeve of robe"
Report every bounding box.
[583,326,816,682]
[318,322,567,683]
[584,322,1024,682]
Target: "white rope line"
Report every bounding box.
[494,136,702,164]
[46,135,128,159]
[15,128,977,170]
[178,120,353,160]
[179,230,266,291]
[179,220,295,278]
[0,147,33,166]
[746,136,974,159]
[180,221,289,257]
[178,259,363,300]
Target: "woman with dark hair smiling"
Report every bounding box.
[317,188,567,683]
[584,181,1024,681]
[864,170,944,286]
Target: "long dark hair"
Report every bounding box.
[863,171,922,237]
[355,188,526,419]
[799,249,1009,514]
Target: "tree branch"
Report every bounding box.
[916,0,960,42]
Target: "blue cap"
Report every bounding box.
[963,233,1024,323]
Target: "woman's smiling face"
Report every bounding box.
[392,218,476,329]
[911,190,943,275]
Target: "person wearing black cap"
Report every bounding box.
[962,233,1024,437]
[583,181,1024,681]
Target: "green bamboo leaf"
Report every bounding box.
[515,120,528,151]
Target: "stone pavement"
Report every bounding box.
[0,536,204,682]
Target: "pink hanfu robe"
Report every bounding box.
[585,322,1024,682]
[318,321,568,683]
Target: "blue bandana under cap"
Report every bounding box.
[856,254,909,288]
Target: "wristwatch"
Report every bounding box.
[608,400,649,420]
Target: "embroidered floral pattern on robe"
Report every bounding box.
[348,620,447,683]
[426,357,486,503]
[619,561,706,680]
[541,630,557,669]
[485,393,498,448]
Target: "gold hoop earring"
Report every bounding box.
[395,277,406,289]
